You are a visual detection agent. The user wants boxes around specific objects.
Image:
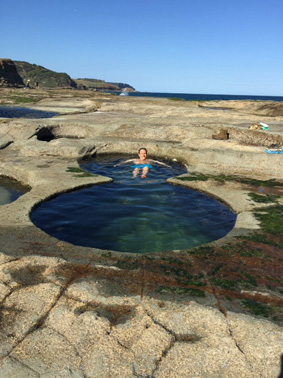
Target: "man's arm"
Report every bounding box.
[114,159,135,167]
[150,159,171,168]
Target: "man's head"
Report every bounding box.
[138,147,147,161]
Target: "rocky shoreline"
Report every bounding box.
[0,88,282,377]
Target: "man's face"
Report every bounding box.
[138,149,147,161]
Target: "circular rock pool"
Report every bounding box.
[31,155,237,253]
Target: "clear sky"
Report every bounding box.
[1,0,282,95]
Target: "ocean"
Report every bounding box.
[118,91,283,102]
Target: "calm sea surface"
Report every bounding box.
[117,92,283,102]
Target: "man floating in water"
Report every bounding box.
[115,147,171,178]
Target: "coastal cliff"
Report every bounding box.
[74,78,135,92]
[0,59,24,87]
[14,60,77,89]
[0,59,135,91]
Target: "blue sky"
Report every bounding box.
[1,0,282,95]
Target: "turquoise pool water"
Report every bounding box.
[31,155,237,253]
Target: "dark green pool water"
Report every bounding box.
[31,155,237,253]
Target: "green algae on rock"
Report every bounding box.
[66,166,98,178]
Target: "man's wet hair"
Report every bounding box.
[138,147,147,153]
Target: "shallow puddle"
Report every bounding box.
[0,177,29,205]
[0,106,58,119]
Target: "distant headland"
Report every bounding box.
[0,58,135,91]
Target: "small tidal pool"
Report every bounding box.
[0,177,29,205]
[0,106,58,119]
[31,155,237,253]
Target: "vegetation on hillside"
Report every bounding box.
[0,59,135,91]
[74,78,120,91]
[14,61,77,89]
[74,78,135,91]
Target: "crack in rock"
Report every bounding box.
[49,325,87,377]
[2,268,81,360]
[144,308,201,343]
[0,355,41,377]
[107,330,131,350]
[144,308,202,377]
[0,257,20,267]
[4,286,65,358]
[0,285,13,304]
[202,269,256,373]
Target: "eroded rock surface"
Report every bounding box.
[0,89,282,376]
[0,254,282,377]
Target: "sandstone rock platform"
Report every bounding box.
[0,88,282,377]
